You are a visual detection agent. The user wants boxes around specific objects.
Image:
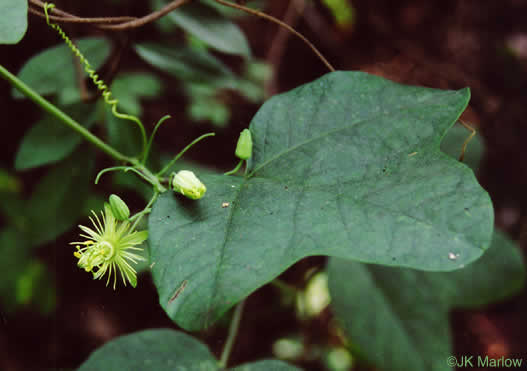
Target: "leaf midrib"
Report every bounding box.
[249,90,463,177]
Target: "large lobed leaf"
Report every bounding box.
[327,230,526,371]
[149,71,494,330]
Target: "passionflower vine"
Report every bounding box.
[70,204,147,289]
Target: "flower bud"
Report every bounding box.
[172,170,206,200]
[108,194,130,221]
[235,129,252,160]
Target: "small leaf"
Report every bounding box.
[76,329,218,371]
[110,72,162,116]
[0,228,31,313]
[0,0,27,44]
[154,0,251,57]
[26,149,95,246]
[15,103,97,170]
[327,230,526,371]
[0,168,21,193]
[76,328,301,371]
[105,105,143,157]
[134,43,235,84]
[149,71,493,331]
[13,38,111,101]
[230,360,303,371]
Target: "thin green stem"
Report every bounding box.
[224,159,243,176]
[157,132,215,176]
[0,64,131,163]
[111,106,148,161]
[95,166,130,184]
[130,191,159,231]
[143,115,171,165]
[133,162,167,193]
[219,300,245,368]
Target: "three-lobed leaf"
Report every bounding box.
[148,71,494,330]
[327,230,525,371]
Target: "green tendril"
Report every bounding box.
[157,132,216,177]
[224,159,243,176]
[44,3,147,159]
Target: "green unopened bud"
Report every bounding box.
[172,170,206,200]
[235,129,252,160]
[108,194,130,221]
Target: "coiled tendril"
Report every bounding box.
[44,3,147,158]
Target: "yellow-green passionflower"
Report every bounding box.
[70,205,147,289]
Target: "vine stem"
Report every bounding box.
[214,0,335,72]
[130,191,159,231]
[0,64,131,163]
[157,132,216,177]
[219,300,246,368]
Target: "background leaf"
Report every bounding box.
[110,72,162,116]
[0,0,27,44]
[0,228,30,313]
[230,360,303,371]
[152,0,251,57]
[327,230,526,371]
[77,329,218,371]
[13,38,111,102]
[148,71,494,330]
[76,328,300,370]
[14,103,97,170]
[25,149,95,246]
[440,121,484,173]
[105,106,143,158]
[135,43,235,84]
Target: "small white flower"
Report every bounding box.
[70,205,147,289]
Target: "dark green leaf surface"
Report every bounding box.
[0,228,30,312]
[149,71,493,330]
[134,43,235,85]
[15,103,97,170]
[13,38,110,102]
[26,149,95,246]
[77,329,218,371]
[76,328,300,371]
[111,72,162,116]
[327,230,525,371]
[0,0,27,44]
[230,360,302,371]
[159,0,251,57]
[105,106,143,158]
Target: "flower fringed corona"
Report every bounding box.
[70,204,147,289]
